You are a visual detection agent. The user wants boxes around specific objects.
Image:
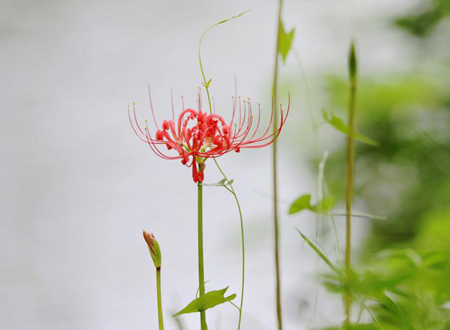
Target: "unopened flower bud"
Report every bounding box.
[349,40,357,82]
[143,231,162,269]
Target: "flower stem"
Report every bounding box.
[198,16,247,330]
[198,27,213,116]
[234,191,245,330]
[197,183,207,330]
[345,41,358,325]
[156,268,164,330]
[272,1,284,329]
[213,158,245,330]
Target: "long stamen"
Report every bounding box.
[171,88,175,123]
[148,85,160,130]
[241,98,276,145]
[128,105,148,143]
[144,125,180,160]
[237,100,254,141]
[239,96,290,148]
[245,101,261,142]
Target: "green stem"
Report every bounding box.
[198,10,249,118]
[345,48,357,325]
[233,190,245,330]
[156,268,164,330]
[198,15,247,330]
[198,183,207,330]
[272,1,284,329]
[199,28,214,115]
[213,159,245,330]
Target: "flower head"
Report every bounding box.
[130,91,289,183]
[143,230,162,269]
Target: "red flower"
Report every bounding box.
[129,92,289,183]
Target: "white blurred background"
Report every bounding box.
[0,0,418,329]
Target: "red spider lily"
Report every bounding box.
[129,91,289,183]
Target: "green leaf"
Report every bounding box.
[289,194,312,214]
[297,229,340,274]
[173,287,236,316]
[278,21,295,63]
[202,179,233,187]
[204,79,212,88]
[312,196,335,213]
[382,294,416,330]
[217,178,226,185]
[322,110,379,147]
[289,194,334,214]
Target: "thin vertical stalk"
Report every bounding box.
[345,42,357,326]
[213,159,245,330]
[198,14,248,329]
[197,183,207,330]
[272,1,284,329]
[156,268,165,330]
[233,191,245,330]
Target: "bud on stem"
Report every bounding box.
[349,40,357,84]
[143,231,162,269]
[143,231,164,330]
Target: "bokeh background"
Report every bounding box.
[2,0,449,329]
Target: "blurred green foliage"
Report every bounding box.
[395,0,450,37]
[319,72,450,328]
[324,73,450,249]
[303,2,450,328]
